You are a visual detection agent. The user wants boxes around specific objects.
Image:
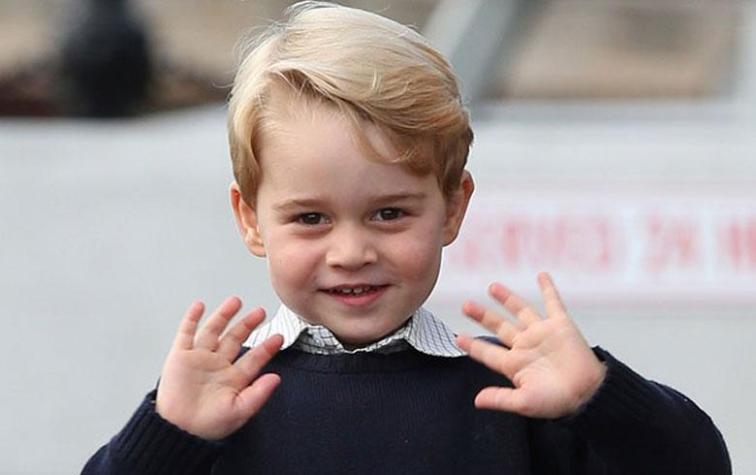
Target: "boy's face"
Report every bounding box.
[232,101,472,346]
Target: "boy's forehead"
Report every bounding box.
[251,82,444,202]
[255,112,441,204]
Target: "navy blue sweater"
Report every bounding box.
[83,347,730,474]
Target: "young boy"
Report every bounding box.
[84,2,730,474]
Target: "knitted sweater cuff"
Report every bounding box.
[561,346,658,436]
[110,390,221,474]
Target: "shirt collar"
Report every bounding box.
[244,305,465,357]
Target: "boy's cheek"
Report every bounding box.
[393,240,443,281]
[266,241,324,284]
[268,251,309,280]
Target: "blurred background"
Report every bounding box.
[1,0,754,473]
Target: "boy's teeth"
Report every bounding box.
[336,286,372,294]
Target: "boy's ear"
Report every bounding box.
[442,170,474,246]
[230,181,266,257]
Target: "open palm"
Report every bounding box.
[156,297,283,440]
[457,273,606,419]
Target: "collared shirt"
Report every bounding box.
[244,305,465,357]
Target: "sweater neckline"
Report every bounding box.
[269,346,467,374]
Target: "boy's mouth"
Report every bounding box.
[321,284,389,307]
[325,285,385,295]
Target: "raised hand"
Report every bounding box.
[456,272,606,419]
[155,297,283,440]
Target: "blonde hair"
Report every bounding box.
[227,1,473,204]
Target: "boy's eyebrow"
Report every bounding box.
[273,192,427,212]
[371,192,427,206]
[273,198,323,213]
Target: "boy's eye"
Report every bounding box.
[296,212,328,225]
[373,208,404,221]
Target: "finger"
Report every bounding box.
[234,334,284,384]
[235,373,281,420]
[194,296,243,350]
[489,282,541,326]
[474,386,529,415]
[537,272,568,319]
[462,301,519,347]
[216,307,267,361]
[455,333,475,353]
[172,301,205,350]
[459,336,518,378]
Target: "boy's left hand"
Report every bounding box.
[456,272,606,419]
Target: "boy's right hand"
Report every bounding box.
[155,297,283,440]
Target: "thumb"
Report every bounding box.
[234,373,281,420]
[474,386,529,414]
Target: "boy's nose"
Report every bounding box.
[325,227,377,270]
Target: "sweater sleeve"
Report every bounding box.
[532,347,731,474]
[81,390,221,475]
